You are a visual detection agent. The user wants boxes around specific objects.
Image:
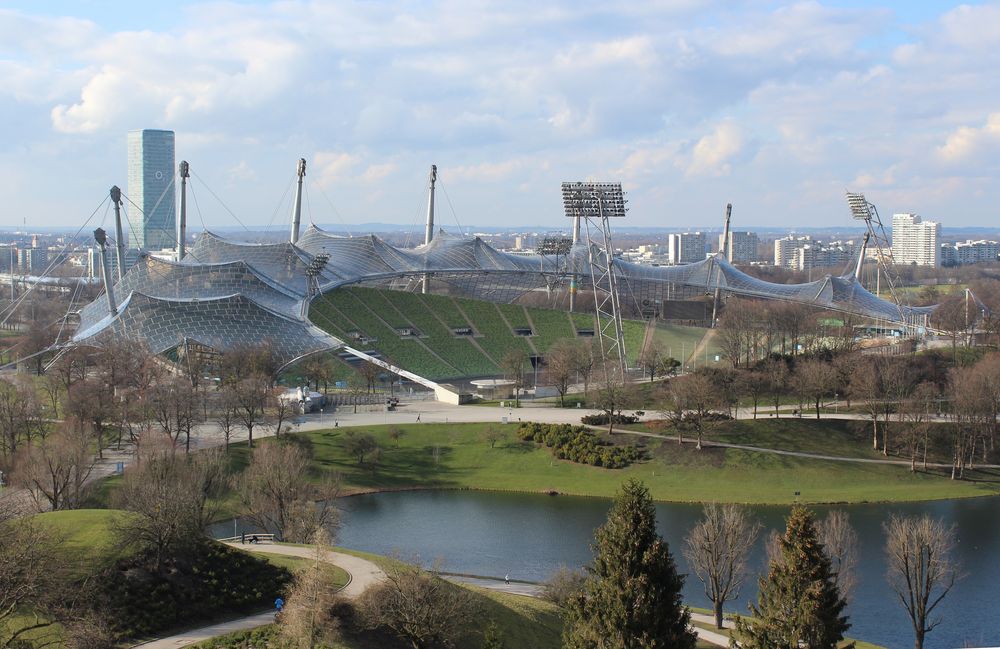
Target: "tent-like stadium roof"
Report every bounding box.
[71,224,933,370]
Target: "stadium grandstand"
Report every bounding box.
[62,163,936,396]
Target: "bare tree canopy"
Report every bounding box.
[12,419,95,512]
[357,559,480,649]
[235,441,340,543]
[884,514,959,649]
[113,437,227,570]
[816,510,858,601]
[278,529,341,648]
[683,503,761,629]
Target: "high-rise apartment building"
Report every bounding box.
[773,235,813,268]
[127,129,176,250]
[891,213,940,267]
[667,232,706,264]
[719,231,759,264]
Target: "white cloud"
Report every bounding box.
[313,152,360,187]
[685,122,745,177]
[937,113,1000,163]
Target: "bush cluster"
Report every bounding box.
[580,413,640,425]
[90,541,293,639]
[517,422,644,468]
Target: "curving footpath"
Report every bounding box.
[131,543,385,648]
[133,543,731,648]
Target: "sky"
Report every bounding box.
[1,1,999,233]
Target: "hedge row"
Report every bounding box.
[517,422,644,469]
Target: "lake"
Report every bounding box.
[332,490,1000,649]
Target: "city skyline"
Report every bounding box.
[1,1,999,230]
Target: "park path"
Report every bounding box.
[134,543,731,648]
[131,542,385,648]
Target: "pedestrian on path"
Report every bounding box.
[505,573,510,585]
[275,597,284,612]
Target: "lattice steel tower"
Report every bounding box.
[846,191,908,325]
[561,182,628,379]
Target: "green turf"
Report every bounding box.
[237,549,351,589]
[31,508,137,576]
[222,421,1000,505]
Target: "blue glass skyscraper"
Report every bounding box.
[127,129,175,250]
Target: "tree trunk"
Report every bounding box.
[714,600,724,629]
[815,397,821,420]
[871,417,879,450]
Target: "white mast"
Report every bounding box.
[111,186,126,280]
[177,161,189,261]
[290,158,306,244]
[422,165,437,294]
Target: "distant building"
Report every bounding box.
[891,213,940,267]
[940,240,1000,266]
[774,235,813,268]
[667,232,706,265]
[128,129,176,250]
[87,247,141,279]
[16,247,48,274]
[719,231,759,264]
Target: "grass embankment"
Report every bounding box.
[204,418,1000,505]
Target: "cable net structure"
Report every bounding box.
[70,223,935,373]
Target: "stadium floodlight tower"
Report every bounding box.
[561,181,628,380]
[845,191,907,326]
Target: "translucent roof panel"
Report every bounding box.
[75,292,341,369]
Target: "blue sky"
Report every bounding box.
[1,1,999,231]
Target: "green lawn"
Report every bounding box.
[238,549,351,589]
[219,421,1000,505]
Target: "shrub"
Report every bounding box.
[517,422,644,469]
[580,413,640,425]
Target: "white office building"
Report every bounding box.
[667,232,706,265]
[891,213,940,267]
[127,129,176,250]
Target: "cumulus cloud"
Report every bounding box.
[3,2,1000,227]
[685,122,745,177]
[937,113,1000,163]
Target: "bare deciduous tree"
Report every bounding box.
[817,510,858,601]
[546,339,579,406]
[0,518,63,647]
[114,437,227,570]
[235,441,340,542]
[884,514,958,649]
[229,374,271,448]
[501,349,529,408]
[12,420,95,512]
[357,559,480,649]
[795,359,838,420]
[661,373,723,449]
[279,529,341,648]
[683,503,761,629]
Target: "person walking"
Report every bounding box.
[504,573,510,585]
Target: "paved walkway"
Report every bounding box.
[132,543,385,648]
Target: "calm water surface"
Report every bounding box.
[333,490,1000,649]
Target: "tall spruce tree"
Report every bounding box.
[735,506,851,649]
[563,479,695,649]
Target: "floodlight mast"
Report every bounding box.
[110,186,126,281]
[845,192,908,327]
[423,165,437,294]
[561,182,628,381]
[290,158,306,244]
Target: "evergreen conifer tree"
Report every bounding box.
[563,479,695,649]
[734,506,851,648]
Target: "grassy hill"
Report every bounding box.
[308,286,713,381]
